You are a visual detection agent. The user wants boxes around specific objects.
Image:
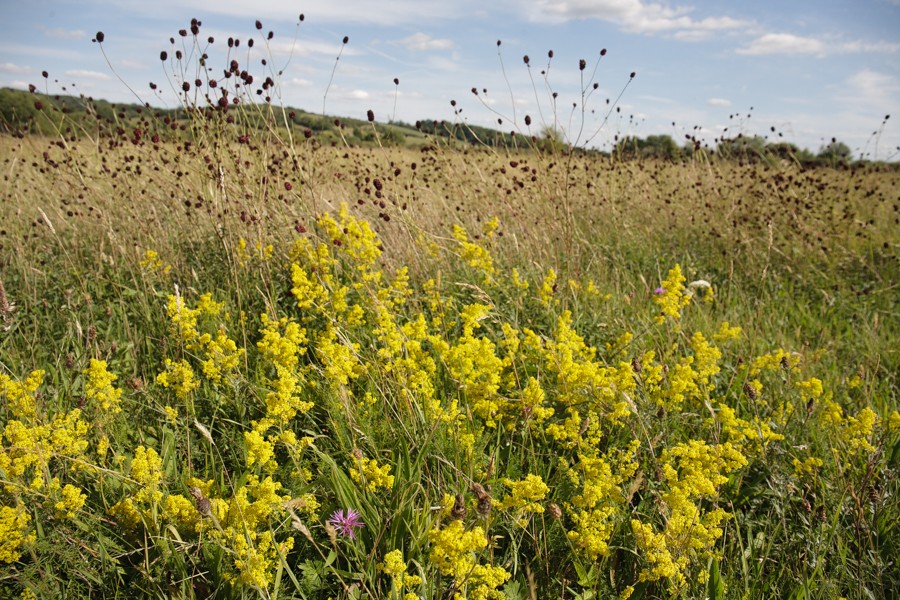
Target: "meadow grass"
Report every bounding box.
[1,25,899,600]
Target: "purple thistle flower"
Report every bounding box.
[327,508,364,539]
[654,287,666,295]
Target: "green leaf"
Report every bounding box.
[707,559,725,600]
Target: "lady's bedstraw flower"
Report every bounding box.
[0,504,35,562]
[653,264,691,323]
[84,359,122,413]
[327,508,364,539]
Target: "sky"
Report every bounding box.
[2,0,899,159]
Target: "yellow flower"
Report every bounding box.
[429,520,486,578]
[452,223,496,280]
[84,359,122,413]
[499,474,549,522]
[0,504,36,563]
[712,321,742,342]
[131,445,163,490]
[350,456,395,492]
[653,264,692,322]
[157,359,200,400]
[54,484,86,519]
[0,370,45,420]
[380,549,423,594]
[539,268,557,307]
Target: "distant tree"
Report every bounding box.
[716,135,767,163]
[817,139,852,166]
[0,88,38,131]
[613,135,678,161]
[537,125,567,154]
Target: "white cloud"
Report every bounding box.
[707,98,731,107]
[843,69,900,114]
[838,40,900,54]
[394,33,455,51]
[348,89,369,99]
[526,0,749,39]
[265,38,361,59]
[64,69,111,80]
[737,33,827,56]
[737,33,900,57]
[0,62,31,74]
[41,27,86,40]
[106,0,472,26]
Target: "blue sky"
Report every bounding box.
[2,0,899,158]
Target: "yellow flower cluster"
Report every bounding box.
[452,222,497,280]
[749,349,800,375]
[380,549,423,600]
[318,204,383,277]
[109,445,167,531]
[819,401,878,455]
[162,293,244,392]
[714,403,784,456]
[429,519,487,577]
[439,304,506,427]
[54,483,86,519]
[565,443,640,559]
[0,369,45,419]
[156,358,199,399]
[256,313,313,422]
[316,325,363,387]
[350,455,395,492]
[653,264,692,323]
[429,520,510,599]
[539,268,557,307]
[84,359,122,414]
[208,475,293,589]
[138,248,171,274]
[0,504,35,563]
[0,406,90,494]
[499,474,549,525]
[631,440,747,591]
[543,311,633,437]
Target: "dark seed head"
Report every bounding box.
[579,58,586,70]
[95,31,105,43]
[255,20,263,30]
[160,51,167,61]
[367,109,375,122]
[343,35,349,44]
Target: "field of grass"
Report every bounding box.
[1,96,899,600]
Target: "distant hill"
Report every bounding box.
[0,87,529,150]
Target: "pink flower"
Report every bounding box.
[327,508,364,539]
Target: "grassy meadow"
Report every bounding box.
[1,51,900,599]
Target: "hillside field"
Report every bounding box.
[0,118,898,599]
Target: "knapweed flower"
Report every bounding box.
[327,508,364,539]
